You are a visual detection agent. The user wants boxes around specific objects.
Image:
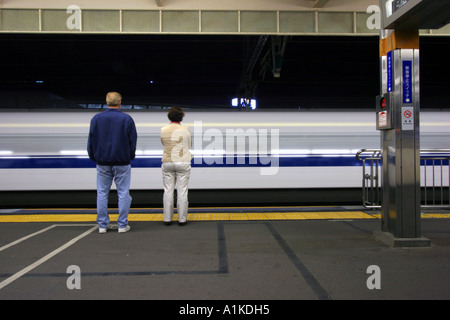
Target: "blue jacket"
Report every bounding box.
[87,108,137,165]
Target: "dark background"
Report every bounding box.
[0,34,448,109]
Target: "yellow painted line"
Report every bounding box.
[5,211,444,222]
[422,213,450,218]
[283,213,308,220]
[11,211,450,223]
[188,213,209,221]
[228,213,246,221]
[20,206,336,211]
[0,214,98,223]
[246,213,265,220]
[210,213,225,221]
[264,213,287,220]
[326,211,376,219]
[129,214,160,221]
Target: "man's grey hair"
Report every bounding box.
[106,92,122,107]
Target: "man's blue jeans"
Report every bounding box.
[96,164,132,229]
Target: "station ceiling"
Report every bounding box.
[0,0,380,11]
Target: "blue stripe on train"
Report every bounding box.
[1,155,447,169]
[0,155,362,169]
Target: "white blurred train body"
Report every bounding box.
[0,110,449,194]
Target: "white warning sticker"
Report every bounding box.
[378,111,387,128]
[402,107,414,131]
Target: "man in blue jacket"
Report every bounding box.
[88,92,137,234]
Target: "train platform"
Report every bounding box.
[0,206,449,304]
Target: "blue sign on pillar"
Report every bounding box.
[387,51,393,92]
[403,60,412,104]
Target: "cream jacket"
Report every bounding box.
[160,122,193,162]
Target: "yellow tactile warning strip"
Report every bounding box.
[0,207,448,222]
[423,213,450,219]
[0,212,372,223]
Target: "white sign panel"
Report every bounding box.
[401,106,414,130]
[378,111,387,128]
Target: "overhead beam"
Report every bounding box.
[310,0,330,8]
[0,7,448,35]
[271,36,289,78]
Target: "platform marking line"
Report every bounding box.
[0,225,57,252]
[217,223,229,274]
[0,224,97,290]
[0,223,227,282]
[265,222,332,300]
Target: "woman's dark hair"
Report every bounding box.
[167,106,185,122]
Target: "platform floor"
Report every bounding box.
[0,206,449,304]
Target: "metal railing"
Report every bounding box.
[356,149,450,209]
[356,149,382,208]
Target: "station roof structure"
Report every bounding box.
[2,0,449,36]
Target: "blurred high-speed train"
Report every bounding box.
[0,110,449,208]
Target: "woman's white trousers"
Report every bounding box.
[162,162,191,223]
